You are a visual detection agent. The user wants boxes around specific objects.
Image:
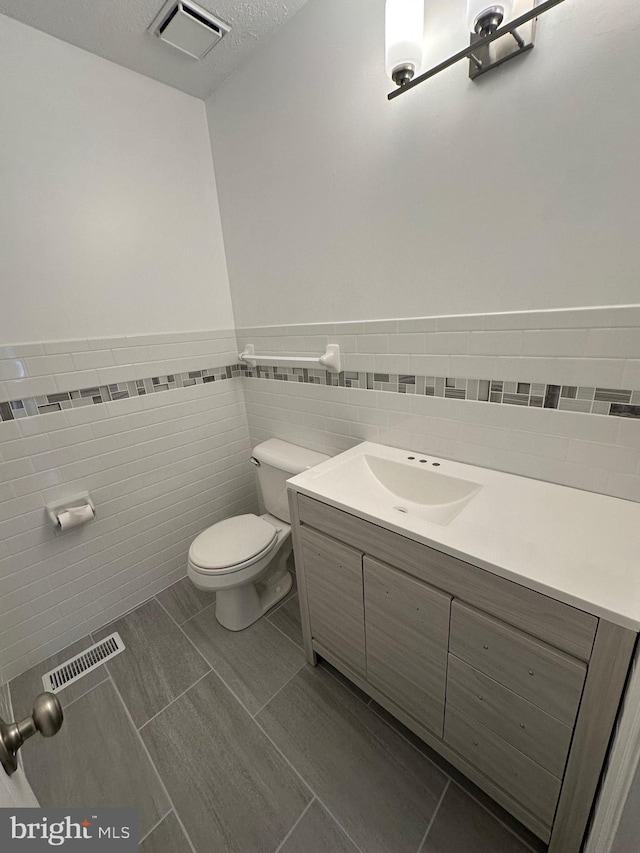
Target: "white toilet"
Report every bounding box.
[187,439,329,631]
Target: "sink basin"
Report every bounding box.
[365,455,481,508]
[294,443,483,527]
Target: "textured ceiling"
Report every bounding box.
[0,0,310,99]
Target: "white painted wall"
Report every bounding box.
[0,14,235,343]
[207,0,640,327]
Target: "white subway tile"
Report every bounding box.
[617,419,640,450]
[396,318,439,332]
[0,344,45,359]
[0,360,27,381]
[43,339,89,355]
[23,354,75,376]
[585,328,640,359]
[374,354,410,373]
[357,335,389,353]
[88,336,128,350]
[521,330,588,357]
[2,434,52,461]
[5,375,57,397]
[388,334,427,354]
[622,360,640,389]
[0,421,24,441]
[0,458,35,480]
[12,469,63,498]
[71,350,116,371]
[49,425,95,449]
[425,332,470,354]
[469,331,523,356]
[18,411,68,436]
[567,440,640,473]
[343,354,375,372]
[54,370,101,393]
[604,472,640,503]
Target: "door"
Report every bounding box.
[300,526,366,676]
[364,556,451,737]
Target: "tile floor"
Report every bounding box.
[9,569,547,853]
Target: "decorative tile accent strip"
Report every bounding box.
[1,362,639,422]
[248,366,640,420]
[0,364,249,422]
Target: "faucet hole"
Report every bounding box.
[395,506,408,514]
[432,462,441,467]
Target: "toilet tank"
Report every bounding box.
[252,439,329,523]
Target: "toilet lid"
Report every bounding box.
[189,514,278,571]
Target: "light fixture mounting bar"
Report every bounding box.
[388,0,567,100]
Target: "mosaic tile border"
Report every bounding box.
[1,362,639,422]
[0,364,249,422]
[249,365,640,419]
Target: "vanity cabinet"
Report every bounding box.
[363,557,450,738]
[300,525,366,677]
[289,490,637,853]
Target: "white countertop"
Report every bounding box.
[287,442,640,631]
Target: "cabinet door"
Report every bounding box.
[364,556,451,737]
[300,526,366,676]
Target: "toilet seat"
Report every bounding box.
[188,514,279,575]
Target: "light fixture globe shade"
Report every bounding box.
[466,0,515,33]
[385,0,425,82]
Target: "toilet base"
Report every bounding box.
[215,567,293,631]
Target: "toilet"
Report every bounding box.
[187,439,329,631]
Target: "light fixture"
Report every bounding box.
[385,0,425,87]
[386,0,567,99]
[467,0,515,37]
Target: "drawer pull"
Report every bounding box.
[473,739,479,746]
[477,695,484,701]
[529,670,535,676]
[520,722,526,729]
[483,644,489,650]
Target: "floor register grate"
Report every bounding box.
[42,633,125,693]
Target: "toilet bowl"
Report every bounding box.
[187,439,329,631]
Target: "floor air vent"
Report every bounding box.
[42,633,125,694]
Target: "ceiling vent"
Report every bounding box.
[148,0,230,60]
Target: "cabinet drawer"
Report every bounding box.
[300,526,366,676]
[447,655,573,778]
[297,494,597,661]
[364,557,451,737]
[445,706,561,827]
[450,601,586,725]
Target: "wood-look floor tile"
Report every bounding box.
[317,658,372,705]
[182,606,305,715]
[279,800,360,853]
[420,783,533,853]
[140,812,190,853]
[156,578,216,625]
[141,669,312,853]
[256,664,447,853]
[10,634,108,716]
[21,680,169,837]
[267,594,303,648]
[93,598,210,727]
[369,701,546,853]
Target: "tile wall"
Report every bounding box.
[238,306,640,503]
[0,330,257,683]
[1,308,638,684]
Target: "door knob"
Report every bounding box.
[0,693,64,776]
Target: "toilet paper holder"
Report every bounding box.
[46,494,96,531]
